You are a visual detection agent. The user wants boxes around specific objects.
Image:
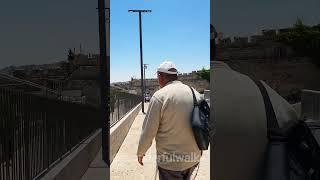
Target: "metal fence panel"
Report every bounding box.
[0,88,100,180]
[110,92,141,127]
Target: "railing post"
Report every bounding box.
[117,98,120,121]
[24,95,30,180]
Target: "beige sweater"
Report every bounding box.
[137,80,202,171]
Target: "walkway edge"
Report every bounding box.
[110,103,142,163]
[40,129,102,180]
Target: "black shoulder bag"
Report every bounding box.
[189,86,210,150]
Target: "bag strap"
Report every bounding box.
[189,86,204,154]
[189,86,198,106]
[254,80,280,137]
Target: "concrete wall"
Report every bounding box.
[40,129,102,180]
[110,103,142,163]
[222,59,320,104]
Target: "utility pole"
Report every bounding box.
[143,64,148,96]
[128,9,151,114]
[98,0,110,166]
[211,24,217,62]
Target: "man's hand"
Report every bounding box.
[137,154,145,166]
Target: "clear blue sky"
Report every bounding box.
[110,0,210,82]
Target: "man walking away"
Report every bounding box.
[137,61,203,180]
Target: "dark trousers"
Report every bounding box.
[158,164,198,180]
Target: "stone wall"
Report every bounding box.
[218,45,293,61]
[223,58,320,103]
[128,72,210,96]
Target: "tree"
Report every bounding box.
[196,68,210,82]
[67,48,75,61]
[276,19,320,66]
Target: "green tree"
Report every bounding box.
[196,68,210,82]
[276,19,320,66]
[67,48,75,61]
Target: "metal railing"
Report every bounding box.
[110,91,141,127]
[0,73,59,95]
[0,87,100,180]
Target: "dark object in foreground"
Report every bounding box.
[158,163,198,180]
[255,80,320,180]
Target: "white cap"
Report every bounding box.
[157,61,178,74]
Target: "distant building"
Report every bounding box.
[218,37,232,47]
[1,51,101,105]
[262,29,277,37]
[233,36,249,46]
[250,35,265,44]
[69,53,99,66]
[128,90,138,94]
[279,28,292,34]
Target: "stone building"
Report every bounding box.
[217,28,295,62]
[2,52,101,106]
[233,36,249,47]
[218,37,232,47]
[69,53,99,66]
[262,29,277,37]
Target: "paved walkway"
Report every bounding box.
[81,148,109,180]
[110,104,210,180]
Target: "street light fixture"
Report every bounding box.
[128,10,152,13]
[128,9,151,113]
